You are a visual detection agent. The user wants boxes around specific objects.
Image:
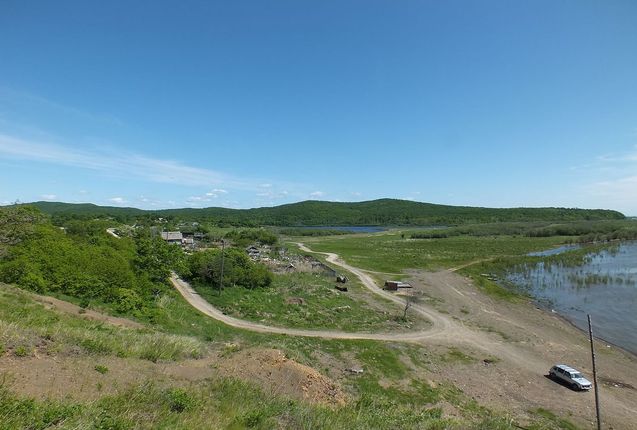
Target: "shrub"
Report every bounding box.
[14,345,30,357]
[113,288,142,313]
[165,388,196,413]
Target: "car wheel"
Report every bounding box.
[570,383,578,390]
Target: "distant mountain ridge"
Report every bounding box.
[20,199,625,226]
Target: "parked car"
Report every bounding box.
[549,364,592,391]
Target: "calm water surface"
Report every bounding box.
[508,241,637,354]
[293,226,387,233]
[527,244,581,257]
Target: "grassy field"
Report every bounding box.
[0,283,578,429]
[193,271,415,332]
[301,232,569,273]
[0,284,205,362]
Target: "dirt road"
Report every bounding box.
[171,243,637,429]
[171,274,434,342]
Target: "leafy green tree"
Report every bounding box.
[0,206,47,257]
[133,233,184,283]
[185,248,272,290]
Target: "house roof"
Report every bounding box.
[161,231,183,241]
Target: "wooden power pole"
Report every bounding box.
[588,314,602,430]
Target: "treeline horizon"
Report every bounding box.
[10,198,626,227]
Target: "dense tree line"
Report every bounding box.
[23,199,625,228]
[0,206,275,318]
[223,228,278,246]
[0,207,182,316]
[411,220,637,241]
[183,248,272,290]
[278,228,350,236]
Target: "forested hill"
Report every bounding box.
[24,199,625,226]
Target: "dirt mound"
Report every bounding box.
[218,348,346,405]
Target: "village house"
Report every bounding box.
[161,231,183,245]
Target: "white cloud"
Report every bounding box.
[187,188,230,204]
[255,188,290,204]
[205,188,228,198]
[108,197,126,204]
[582,145,637,214]
[0,133,239,188]
[309,191,325,198]
[40,194,57,200]
[589,176,637,207]
[0,87,123,126]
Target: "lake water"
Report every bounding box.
[508,241,637,355]
[292,226,387,233]
[527,244,581,257]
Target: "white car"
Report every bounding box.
[549,364,592,391]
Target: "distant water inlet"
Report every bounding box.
[292,226,387,233]
[508,241,637,355]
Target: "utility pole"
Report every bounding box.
[218,239,226,296]
[588,314,602,430]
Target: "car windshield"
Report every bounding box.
[571,373,583,379]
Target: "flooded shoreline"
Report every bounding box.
[508,241,637,355]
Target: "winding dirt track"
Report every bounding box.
[124,232,637,426]
[171,243,469,344]
[170,243,558,372]
[171,274,437,342]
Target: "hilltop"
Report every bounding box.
[24,199,625,226]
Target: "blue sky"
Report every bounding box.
[1,1,636,214]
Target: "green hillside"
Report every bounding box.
[24,199,625,226]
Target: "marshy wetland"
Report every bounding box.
[507,241,637,354]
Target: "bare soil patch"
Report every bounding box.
[406,269,637,430]
[217,348,347,406]
[0,346,345,407]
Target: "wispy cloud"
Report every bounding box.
[582,145,637,214]
[108,197,126,204]
[254,187,290,207]
[309,191,325,198]
[40,194,57,200]
[0,87,123,126]
[186,188,230,205]
[207,188,228,196]
[0,133,242,188]
[587,176,637,212]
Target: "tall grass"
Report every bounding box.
[0,286,204,361]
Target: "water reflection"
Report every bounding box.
[508,241,637,354]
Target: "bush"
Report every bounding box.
[19,272,48,293]
[225,228,278,246]
[186,248,272,289]
[113,288,142,313]
[165,388,196,412]
[94,365,109,374]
